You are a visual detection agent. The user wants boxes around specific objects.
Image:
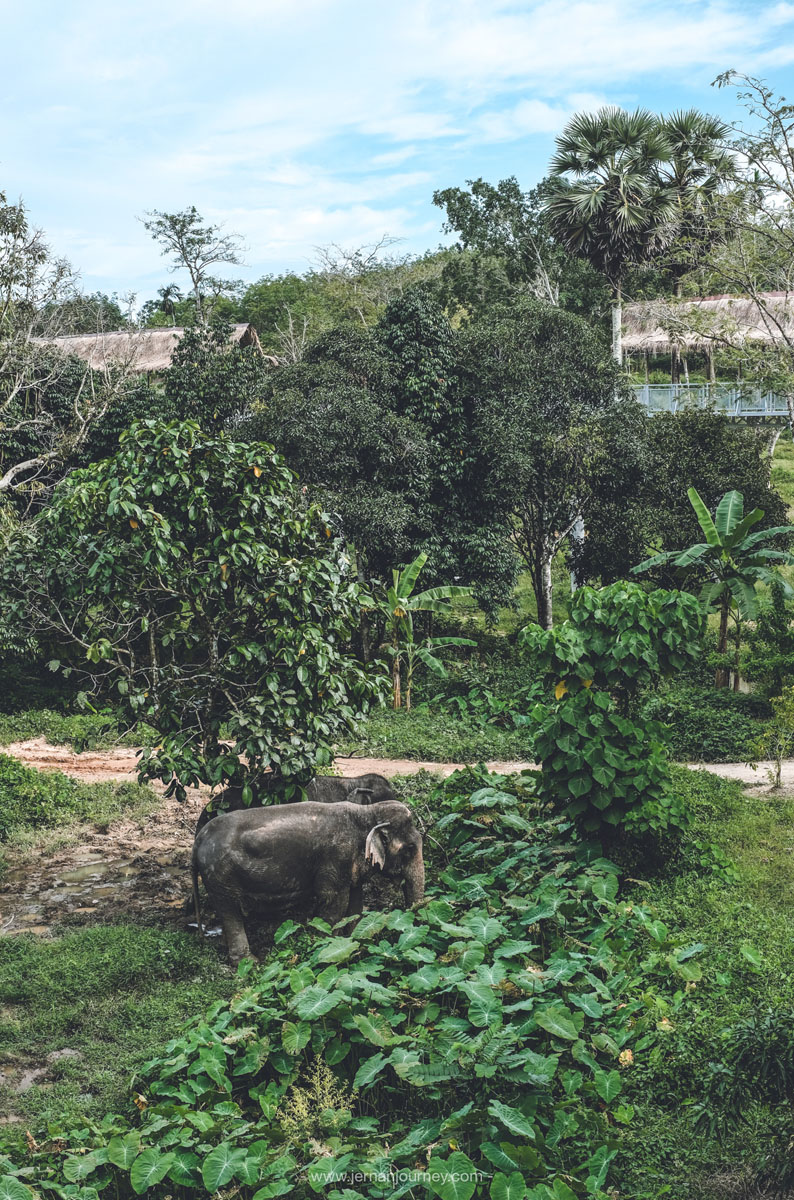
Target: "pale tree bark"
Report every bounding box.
[611,283,623,364]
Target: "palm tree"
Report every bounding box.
[157,284,182,326]
[655,110,735,380]
[633,488,794,687]
[545,108,678,363]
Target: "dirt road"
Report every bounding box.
[0,739,783,943]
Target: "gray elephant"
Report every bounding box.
[191,799,424,965]
[194,773,396,835]
[306,772,396,805]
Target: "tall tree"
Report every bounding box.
[141,206,244,325]
[572,408,788,588]
[545,108,678,362]
[433,176,608,322]
[462,298,622,628]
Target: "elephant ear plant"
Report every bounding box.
[0,419,380,802]
[524,581,703,839]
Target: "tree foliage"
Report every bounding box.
[2,420,376,799]
[460,298,623,627]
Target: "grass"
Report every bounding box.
[618,767,794,1196]
[340,707,534,762]
[0,707,157,752]
[0,927,232,1129]
[0,753,158,846]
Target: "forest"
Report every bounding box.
[3,72,794,1200]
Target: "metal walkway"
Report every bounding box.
[633,383,789,418]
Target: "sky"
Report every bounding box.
[2,0,794,306]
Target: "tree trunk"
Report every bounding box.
[392,653,401,710]
[611,284,622,365]
[715,595,730,689]
[707,348,716,383]
[537,554,553,630]
[356,552,371,662]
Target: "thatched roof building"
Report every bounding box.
[36,322,277,373]
[622,292,794,354]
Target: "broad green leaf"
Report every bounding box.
[0,1180,33,1200]
[202,1143,249,1191]
[315,937,359,964]
[740,942,762,966]
[490,1171,527,1200]
[293,987,340,1019]
[107,1132,141,1169]
[591,874,618,902]
[130,1150,176,1195]
[426,1151,479,1200]
[594,1068,622,1103]
[715,489,743,538]
[687,487,720,546]
[352,1012,394,1046]
[534,1004,579,1041]
[488,1099,537,1140]
[281,1021,311,1055]
[353,1051,389,1087]
[167,1150,201,1186]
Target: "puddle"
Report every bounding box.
[0,854,190,936]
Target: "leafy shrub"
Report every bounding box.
[0,769,697,1199]
[525,582,704,836]
[0,753,155,840]
[641,686,769,762]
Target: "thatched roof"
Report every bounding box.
[35,323,278,373]
[622,292,794,353]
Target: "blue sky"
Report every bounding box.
[2,0,794,305]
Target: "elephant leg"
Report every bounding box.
[315,886,351,926]
[347,884,364,917]
[215,899,252,966]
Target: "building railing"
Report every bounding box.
[633,383,789,417]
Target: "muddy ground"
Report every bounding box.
[0,737,786,949]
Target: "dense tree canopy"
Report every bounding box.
[460,298,623,627]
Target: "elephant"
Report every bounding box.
[191,799,424,965]
[194,773,396,836]
[306,772,396,806]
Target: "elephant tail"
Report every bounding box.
[191,848,203,937]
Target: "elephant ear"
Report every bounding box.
[365,822,390,869]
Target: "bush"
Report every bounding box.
[0,753,155,840]
[642,686,769,762]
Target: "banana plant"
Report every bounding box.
[633,487,794,686]
[382,552,475,710]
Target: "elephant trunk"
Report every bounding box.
[403,848,425,905]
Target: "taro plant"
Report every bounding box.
[0,768,696,1199]
[523,581,703,836]
[633,488,794,687]
[381,552,474,710]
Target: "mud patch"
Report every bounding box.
[0,788,207,937]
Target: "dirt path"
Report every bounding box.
[2,736,782,788]
[2,738,536,784]
[0,738,784,942]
